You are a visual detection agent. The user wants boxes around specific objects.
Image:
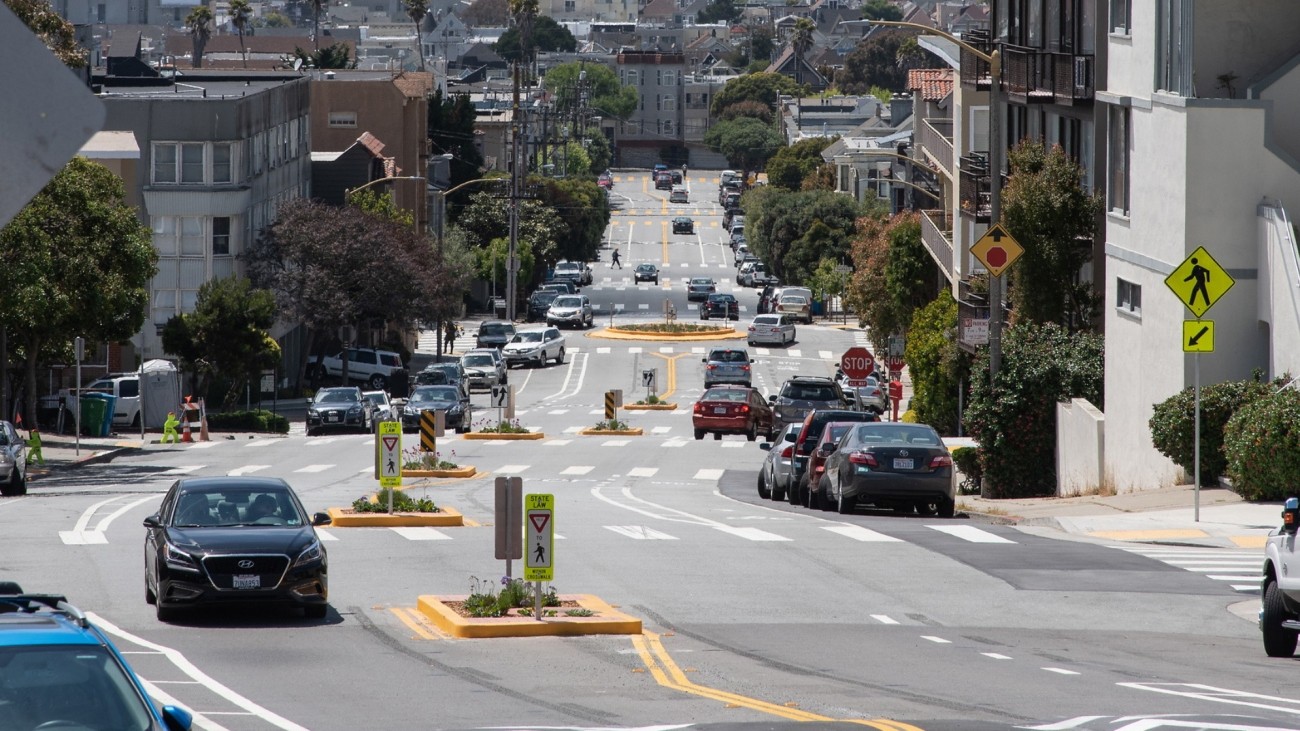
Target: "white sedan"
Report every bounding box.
[775,294,812,324]
[361,390,396,422]
[747,314,796,346]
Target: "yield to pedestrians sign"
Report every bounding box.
[378,421,402,487]
[524,493,554,581]
[1166,246,1235,318]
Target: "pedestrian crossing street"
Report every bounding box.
[1118,544,1263,593]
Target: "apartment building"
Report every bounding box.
[615,50,687,167]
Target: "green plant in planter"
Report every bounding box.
[350,488,439,514]
[475,419,531,434]
[592,418,630,430]
[636,394,663,405]
[565,608,594,617]
[401,446,459,470]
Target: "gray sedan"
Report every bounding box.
[0,420,28,496]
[822,422,955,517]
[757,423,800,501]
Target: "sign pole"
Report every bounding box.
[1193,352,1201,523]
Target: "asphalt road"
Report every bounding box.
[3,171,1295,731]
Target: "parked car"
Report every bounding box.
[362,390,397,422]
[736,254,759,271]
[634,263,660,284]
[528,290,560,321]
[0,586,195,728]
[461,350,507,390]
[306,386,376,435]
[475,320,517,349]
[723,192,742,210]
[702,347,753,388]
[0,420,27,497]
[144,476,332,621]
[316,348,404,390]
[700,293,740,320]
[1262,497,1300,656]
[752,265,778,287]
[804,421,861,510]
[691,385,774,441]
[597,171,613,188]
[672,216,695,234]
[770,376,854,432]
[738,261,772,287]
[414,361,469,396]
[554,260,592,286]
[757,422,801,501]
[836,372,888,413]
[401,384,471,433]
[547,294,594,329]
[775,294,812,324]
[821,422,954,516]
[503,327,566,367]
[747,313,797,347]
[723,207,744,229]
[669,185,689,203]
[538,281,578,295]
[757,284,780,314]
[734,244,750,264]
[686,277,717,302]
[670,170,683,184]
[786,408,880,507]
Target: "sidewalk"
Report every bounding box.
[23,430,274,480]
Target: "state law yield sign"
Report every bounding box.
[1165,246,1235,318]
[524,493,554,582]
[970,223,1024,277]
[377,421,402,488]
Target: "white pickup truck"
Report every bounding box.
[1261,497,1300,657]
[316,348,405,390]
[85,375,141,427]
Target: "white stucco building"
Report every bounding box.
[1100,0,1300,490]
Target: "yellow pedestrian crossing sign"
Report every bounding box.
[1165,247,1234,318]
[1183,320,1214,353]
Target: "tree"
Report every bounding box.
[347,189,413,228]
[790,17,815,87]
[186,5,213,68]
[583,128,612,174]
[696,0,740,24]
[904,291,965,433]
[1002,140,1103,331]
[230,0,252,68]
[499,0,541,65]
[544,61,637,121]
[537,176,610,263]
[454,190,566,271]
[161,277,279,408]
[711,71,802,115]
[836,29,929,93]
[846,212,936,351]
[405,0,429,71]
[428,90,486,215]
[0,158,156,424]
[719,100,774,124]
[861,0,903,21]
[4,0,86,67]
[261,10,291,27]
[743,186,868,285]
[765,136,836,190]
[704,117,784,181]
[286,42,355,69]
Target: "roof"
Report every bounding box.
[0,615,101,648]
[639,0,678,20]
[391,71,434,98]
[907,68,953,102]
[78,131,140,159]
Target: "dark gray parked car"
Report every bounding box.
[306,387,376,436]
[821,422,955,517]
[475,320,516,349]
[757,423,800,501]
[401,385,471,433]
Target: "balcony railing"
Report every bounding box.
[920,208,954,282]
[959,29,993,90]
[916,118,953,176]
[959,154,991,223]
[1003,45,1095,105]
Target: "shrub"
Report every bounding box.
[205,409,290,433]
[951,446,981,485]
[1149,374,1275,485]
[905,291,966,434]
[1224,387,1300,501]
[351,488,439,514]
[964,322,1103,498]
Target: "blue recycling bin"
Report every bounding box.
[811,299,825,316]
[80,393,116,436]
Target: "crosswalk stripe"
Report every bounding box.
[628,467,659,477]
[823,525,903,542]
[651,426,672,434]
[693,468,724,480]
[561,466,594,475]
[188,442,220,449]
[497,465,530,473]
[549,409,569,415]
[871,614,900,624]
[390,527,452,541]
[819,350,833,359]
[597,347,611,354]
[227,465,269,476]
[545,439,573,446]
[629,347,643,354]
[927,524,1017,543]
[564,426,584,433]
[720,442,745,448]
[659,346,674,353]
[755,348,770,355]
[714,526,791,542]
[605,525,678,540]
[982,653,1012,660]
[603,440,631,447]
[315,528,339,541]
[788,349,803,357]
[160,465,205,475]
[245,440,276,448]
[1206,574,1260,581]
[294,464,335,473]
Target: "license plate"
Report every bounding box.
[713,407,727,414]
[328,413,340,422]
[893,458,914,470]
[233,574,261,590]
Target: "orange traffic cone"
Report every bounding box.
[181,417,193,443]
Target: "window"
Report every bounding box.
[328,111,357,128]
[1110,0,1131,34]
[213,143,232,184]
[1107,106,1129,215]
[663,119,674,136]
[663,96,677,112]
[180,217,205,255]
[152,144,177,183]
[564,0,574,10]
[1155,0,1190,96]
[663,70,676,86]
[626,70,638,86]
[213,217,230,255]
[1117,278,1141,316]
[181,143,204,183]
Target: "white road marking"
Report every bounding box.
[562,466,594,475]
[720,442,745,448]
[588,409,606,415]
[315,528,338,541]
[1118,682,1300,717]
[160,465,205,475]
[927,524,1017,543]
[713,526,791,541]
[1020,717,1106,730]
[819,350,833,359]
[651,426,672,434]
[564,426,585,433]
[661,438,689,447]
[628,467,659,477]
[870,614,899,625]
[981,653,1012,660]
[497,464,530,473]
[244,440,276,448]
[659,346,674,353]
[1232,584,1261,591]
[822,525,903,542]
[390,527,452,541]
[920,635,951,644]
[605,525,678,540]
[1206,574,1261,581]
[357,467,372,474]
[629,347,643,354]
[542,351,588,403]
[294,464,334,473]
[1043,667,1080,675]
[788,349,803,357]
[227,465,270,477]
[597,347,611,354]
[755,348,770,356]
[549,409,570,415]
[603,440,631,447]
[188,441,220,449]
[546,439,573,446]
[61,494,162,545]
[692,346,706,354]
[693,468,725,480]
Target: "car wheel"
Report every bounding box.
[694,429,704,440]
[1,468,20,497]
[802,475,819,509]
[837,488,854,515]
[1263,580,1299,657]
[713,432,722,440]
[757,471,771,500]
[304,603,329,620]
[145,579,156,605]
[788,476,802,505]
[554,348,565,365]
[748,340,756,347]
[156,601,177,623]
[746,423,757,441]
[700,312,708,320]
[368,373,386,390]
[915,501,937,516]
[771,477,787,502]
[937,498,955,518]
[817,476,835,511]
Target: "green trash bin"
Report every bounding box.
[79,396,109,437]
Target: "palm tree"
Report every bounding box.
[791,17,815,87]
[507,0,538,67]
[230,0,252,68]
[311,0,326,50]
[404,0,429,71]
[185,5,213,68]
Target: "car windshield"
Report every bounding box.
[556,263,579,272]
[531,292,558,304]
[702,388,748,402]
[709,350,749,363]
[637,265,654,272]
[363,393,388,406]
[171,487,305,527]
[315,389,357,404]
[480,323,512,336]
[513,331,544,343]
[554,297,582,307]
[462,354,495,367]
[783,384,838,401]
[0,645,155,730]
[780,295,808,305]
[855,425,941,446]
[411,387,458,402]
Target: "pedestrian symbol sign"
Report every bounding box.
[970,223,1024,277]
[1165,247,1234,318]
[524,493,554,581]
[1183,320,1214,353]
[378,421,402,488]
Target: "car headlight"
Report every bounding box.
[293,539,324,568]
[0,451,12,467]
[348,406,361,414]
[307,408,319,417]
[164,542,199,571]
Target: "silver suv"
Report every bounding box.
[547,294,594,329]
[702,347,753,388]
[460,349,507,390]
[503,327,566,367]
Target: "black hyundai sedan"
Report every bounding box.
[144,476,331,621]
[401,385,471,433]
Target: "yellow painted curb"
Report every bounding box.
[590,328,742,341]
[1087,528,1209,541]
[403,465,477,478]
[578,427,645,436]
[461,431,545,440]
[326,506,465,527]
[1231,535,1269,548]
[417,594,642,638]
[625,403,678,411]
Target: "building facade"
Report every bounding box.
[615,51,686,166]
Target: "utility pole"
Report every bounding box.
[507,60,522,321]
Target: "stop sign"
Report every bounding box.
[840,347,875,379]
[885,354,905,372]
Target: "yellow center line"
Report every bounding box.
[633,632,914,730]
[648,352,688,400]
[390,607,442,641]
[662,220,670,264]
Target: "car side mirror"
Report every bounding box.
[162,705,194,731]
[768,395,777,403]
[143,514,161,528]
[701,358,707,363]
[759,442,772,451]
[313,512,333,527]
[1283,497,1299,534]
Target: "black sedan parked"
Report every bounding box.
[401,385,471,433]
[821,422,955,517]
[527,290,560,322]
[306,386,375,435]
[144,476,331,621]
[700,293,739,320]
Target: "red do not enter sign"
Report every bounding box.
[840,347,875,379]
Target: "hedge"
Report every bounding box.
[1223,387,1300,501]
[1149,375,1275,485]
[205,409,290,434]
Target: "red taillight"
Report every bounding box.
[780,446,793,458]
[738,404,749,413]
[740,365,750,371]
[748,326,756,332]
[693,402,704,414]
[930,454,953,468]
[706,364,717,370]
[848,452,877,467]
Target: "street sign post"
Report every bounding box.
[642,369,657,398]
[1183,320,1214,353]
[839,347,875,380]
[524,493,554,621]
[495,476,523,579]
[970,223,1024,277]
[885,354,906,373]
[377,421,402,511]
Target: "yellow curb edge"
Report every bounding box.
[326,506,466,527]
[461,432,546,440]
[417,594,643,638]
[624,403,678,411]
[403,466,477,478]
[578,428,645,436]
